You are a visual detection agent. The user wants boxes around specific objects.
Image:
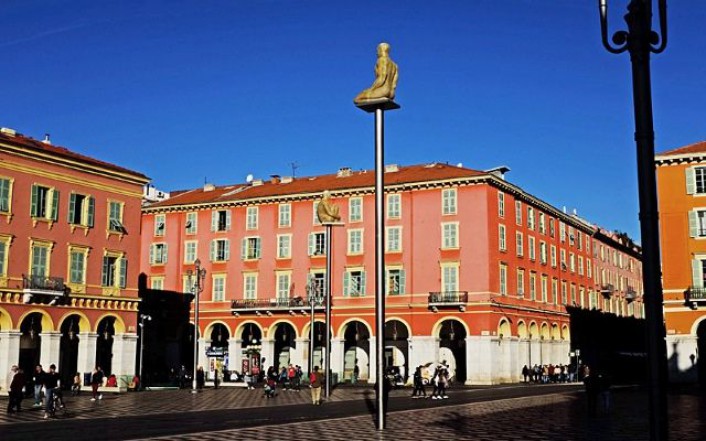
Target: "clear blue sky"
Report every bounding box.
[3,1,705,240]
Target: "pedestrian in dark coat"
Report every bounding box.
[7,367,26,413]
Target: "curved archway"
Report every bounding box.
[437,318,467,383]
[0,306,13,330]
[19,312,45,376]
[551,323,561,341]
[498,318,512,339]
[305,320,327,373]
[95,316,117,376]
[385,319,410,383]
[540,323,550,340]
[528,322,539,340]
[273,322,296,370]
[517,321,528,339]
[94,313,126,334]
[238,322,264,377]
[59,314,82,387]
[561,324,570,341]
[343,320,371,383]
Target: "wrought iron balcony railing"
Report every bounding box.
[22,274,67,305]
[231,296,326,315]
[428,291,469,306]
[686,287,706,302]
[600,284,615,298]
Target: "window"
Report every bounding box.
[515,200,522,225]
[386,226,401,252]
[184,241,197,264]
[539,241,547,265]
[441,223,459,249]
[498,191,505,217]
[516,232,524,257]
[210,239,230,262]
[0,235,10,278]
[211,209,231,232]
[0,177,12,214]
[528,236,536,261]
[499,263,508,295]
[561,281,568,304]
[517,268,525,297]
[308,232,327,256]
[499,224,507,251]
[539,213,546,234]
[387,194,401,219]
[550,245,557,268]
[386,268,406,295]
[560,222,566,242]
[30,242,51,278]
[241,237,261,260]
[569,252,576,272]
[349,197,363,222]
[571,284,577,304]
[541,275,548,303]
[102,254,127,289]
[312,201,321,225]
[589,290,598,309]
[552,278,559,304]
[150,277,163,290]
[587,259,593,278]
[68,193,95,227]
[529,272,536,301]
[560,249,567,270]
[527,207,535,230]
[549,219,555,237]
[580,286,586,307]
[68,247,87,285]
[576,232,582,250]
[578,256,584,276]
[689,210,706,237]
[344,270,366,296]
[213,275,226,301]
[442,188,457,215]
[108,201,125,233]
[308,272,325,298]
[277,272,291,299]
[568,227,576,246]
[585,236,591,254]
[442,264,458,293]
[149,243,168,265]
[277,234,291,259]
[348,229,364,254]
[243,273,257,300]
[246,206,258,230]
[153,214,166,236]
[31,184,59,221]
[278,204,291,228]
[185,212,198,234]
[686,167,706,194]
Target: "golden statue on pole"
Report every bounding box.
[316,190,341,223]
[353,42,399,105]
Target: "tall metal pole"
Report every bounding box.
[190,259,205,394]
[374,107,386,430]
[599,2,668,440]
[138,314,150,390]
[309,295,315,377]
[325,223,333,398]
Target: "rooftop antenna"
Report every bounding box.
[290,162,299,178]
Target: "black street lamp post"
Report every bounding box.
[187,258,207,394]
[598,1,668,440]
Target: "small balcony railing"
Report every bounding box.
[625,288,638,302]
[428,291,469,309]
[22,274,67,305]
[686,287,706,302]
[231,296,325,316]
[600,284,615,298]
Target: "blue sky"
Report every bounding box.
[2,1,705,240]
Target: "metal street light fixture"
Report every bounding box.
[187,258,207,394]
[598,2,668,440]
[138,314,152,390]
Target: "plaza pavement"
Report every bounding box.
[1,383,705,440]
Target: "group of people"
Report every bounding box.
[521,363,578,384]
[411,363,451,400]
[262,364,304,397]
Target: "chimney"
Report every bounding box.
[384,164,399,173]
[0,127,16,137]
[43,133,51,144]
[270,175,281,184]
[484,165,511,180]
[337,167,352,177]
[204,183,216,192]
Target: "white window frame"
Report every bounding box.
[498,191,505,217]
[386,226,402,253]
[528,236,536,261]
[515,200,522,225]
[186,212,198,234]
[442,188,457,215]
[387,193,401,219]
[349,197,363,223]
[499,224,506,251]
[150,243,168,266]
[517,268,525,298]
[441,263,459,293]
[184,240,198,264]
[277,234,292,259]
[499,263,508,295]
[246,206,258,230]
[516,232,524,257]
[441,222,459,249]
[154,214,166,237]
[212,274,226,302]
[347,228,364,255]
[243,273,258,300]
[278,203,291,228]
[276,271,291,299]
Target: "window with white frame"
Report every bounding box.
[587,259,592,278]
[442,264,458,293]
[576,232,582,250]
[568,227,576,246]
[211,209,231,232]
[31,184,59,221]
[585,236,591,254]
[212,275,226,301]
[516,232,524,257]
[277,272,291,299]
[344,269,366,296]
[529,272,536,301]
[578,256,584,275]
[186,212,198,234]
[348,229,364,254]
[499,224,506,251]
[560,249,567,270]
[561,281,568,304]
[690,257,706,288]
[278,203,291,228]
[386,268,406,295]
[243,273,257,300]
[386,226,401,252]
[246,206,258,230]
[539,241,547,265]
[441,222,459,249]
[560,222,566,242]
[151,277,164,290]
[241,237,262,260]
[686,166,706,195]
[589,290,598,309]
[277,234,291,259]
[184,241,197,264]
[539,213,546,234]
[154,214,166,236]
[552,278,559,304]
[517,268,525,297]
[308,232,326,256]
[498,191,505,217]
[579,287,586,308]
[528,236,536,261]
[515,200,522,225]
[527,207,535,230]
[442,188,457,215]
[150,243,168,265]
[569,252,576,272]
[541,275,548,303]
[550,245,557,268]
[499,263,508,295]
[349,197,363,222]
[570,284,577,304]
[210,239,230,262]
[0,177,12,214]
[549,218,555,237]
[688,209,706,237]
[387,194,401,219]
[312,201,321,225]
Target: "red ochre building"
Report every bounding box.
[0,128,148,391]
[141,162,643,385]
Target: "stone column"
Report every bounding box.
[367,338,376,384]
[292,337,306,369]
[330,337,344,380]
[40,331,62,367]
[197,338,209,373]
[508,337,520,383]
[408,336,439,372]
[0,331,21,392]
[112,333,137,378]
[666,334,699,383]
[260,338,275,371]
[229,339,242,373]
[77,332,98,375]
[466,335,492,385]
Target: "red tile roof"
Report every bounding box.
[0,131,149,181]
[147,163,487,208]
[658,140,706,157]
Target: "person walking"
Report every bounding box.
[352,362,360,385]
[309,366,324,405]
[71,372,82,396]
[90,366,104,401]
[522,365,529,383]
[32,364,44,407]
[411,365,426,398]
[7,366,25,413]
[43,364,60,419]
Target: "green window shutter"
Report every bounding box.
[149,245,154,265]
[689,211,699,237]
[692,259,701,288]
[224,240,230,261]
[307,273,314,296]
[0,242,5,275]
[226,210,232,231]
[87,197,95,227]
[102,257,110,286]
[686,168,696,194]
[361,271,367,296]
[384,269,389,295]
[241,238,247,260]
[308,233,314,256]
[0,179,9,212]
[209,240,215,261]
[51,189,60,221]
[343,271,350,296]
[163,244,168,264]
[119,258,127,288]
[68,193,76,223]
[255,238,261,258]
[30,184,39,217]
[211,211,217,232]
[399,270,406,294]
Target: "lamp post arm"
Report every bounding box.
[599,0,629,54]
[650,0,667,53]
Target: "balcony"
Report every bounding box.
[686,287,706,308]
[22,275,68,305]
[600,284,615,299]
[625,288,638,302]
[231,296,326,316]
[428,291,469,312]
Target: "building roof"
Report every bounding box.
[146,163,486,208]
[0,130,149,183]
[657,140,706,158]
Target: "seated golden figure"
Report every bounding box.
[317,191,341,223]
[354,42,399,105]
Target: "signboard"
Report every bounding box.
[206,347,228,357]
